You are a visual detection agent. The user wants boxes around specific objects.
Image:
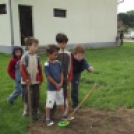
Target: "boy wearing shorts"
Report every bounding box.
[44,44,67,126]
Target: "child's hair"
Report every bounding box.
[46,44,60,55]
[56,33,68,43]
[73,44,85,54]
[24,37,39,46]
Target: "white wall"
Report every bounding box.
[12,0,117,46]
[0,0,11,46]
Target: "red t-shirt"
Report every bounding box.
[7,58,20,79]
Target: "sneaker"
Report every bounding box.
[32,109,40,114]
[61,115,74,121]
[45,119,54,126]
[61,115,68,120]
[22,110,28,116]
[7,99,13,105]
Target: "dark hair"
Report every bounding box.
[46,44,60,55]
[24,37,39,46]
[73,44,85,54]
[56,33,68,43]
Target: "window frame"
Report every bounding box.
[0,4,7,15]
[53,8,67,18]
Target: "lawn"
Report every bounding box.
[0,42,134,134]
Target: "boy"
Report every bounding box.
[56,33,73,115]
[44,44,66,126]
[116,33,120,46]
[71,44,93,111]
[120,31,124,46]
[7,46,23,104]
[20,37,43,119]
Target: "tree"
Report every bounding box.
[118,11,134,29]
[127,10,134,15]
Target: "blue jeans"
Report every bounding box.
[71,73,81,108]
[8,80,24,103]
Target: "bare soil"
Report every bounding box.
[27,108,134,134]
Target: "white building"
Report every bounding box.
[0,0,117,53]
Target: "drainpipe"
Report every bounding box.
[8,0,14,50]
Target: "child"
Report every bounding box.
[116,33,120,46]
[44,44,66,126]
[71,44,93,111]
[7,46,23,104]
[120,31,124,46]
[56,33,73,115]
[20,37,43,119]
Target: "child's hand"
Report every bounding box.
[56,84,62,90]
[26,79,32,85]
[56,84,61,90]
[89,67,94,72]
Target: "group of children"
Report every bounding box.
[7,33,93,126]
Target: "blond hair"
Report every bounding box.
[73,44,85,54]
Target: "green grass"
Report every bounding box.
[0,42,134,133]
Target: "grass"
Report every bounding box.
[0,42,134,133]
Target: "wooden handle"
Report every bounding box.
[28,85,32,127]
[66,84,96,121]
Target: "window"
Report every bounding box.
[54,9,66,18]
[0,4,7,14]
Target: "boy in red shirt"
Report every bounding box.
[7,46,23,104]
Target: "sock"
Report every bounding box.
[62,113,67,117]
[24,105,28,111]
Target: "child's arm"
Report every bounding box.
[44,64,59,89]
[46,76,57,86]
[58,62,64,90]
[46,73,62,90]
[60,72,64,86]
[83,59,94,72]
[7,59,16,79]
[67,53,73,82]
[38,63,44,83]
[20,56,30,84]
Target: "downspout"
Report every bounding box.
[8,0,14,50]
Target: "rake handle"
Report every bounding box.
[28,85,32,127]
[66,84,96,121]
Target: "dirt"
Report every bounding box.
[27,108,134,134]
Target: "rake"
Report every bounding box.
[58,84,96,127]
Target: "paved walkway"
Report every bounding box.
[124,39,134,42]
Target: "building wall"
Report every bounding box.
[0,0,117,53]
[0,0,12,53]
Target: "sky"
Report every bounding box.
[118,0,134,13]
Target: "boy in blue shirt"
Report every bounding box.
[71,45,94,111]
[44,44,67,126]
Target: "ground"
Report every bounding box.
[0,42,134,134]
[27,108,134,134]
